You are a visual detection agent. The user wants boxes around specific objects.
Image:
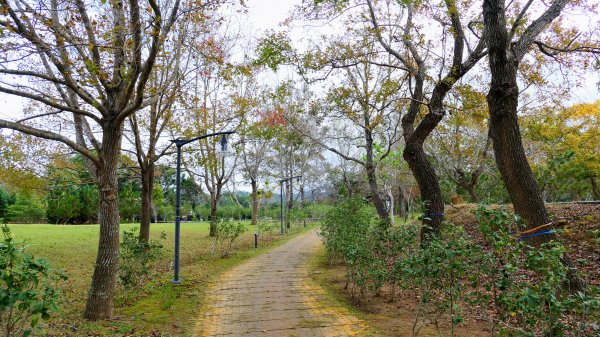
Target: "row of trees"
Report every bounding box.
[3,95,595,225]
[255,0,598,287]
[266,0,598,228]
[0,157,329,225]
[0,0,598,322]
[0,0,340,320]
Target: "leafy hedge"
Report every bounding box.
[0,224,66,337]
[320,198,600,337]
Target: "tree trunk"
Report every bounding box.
[458,178,479,203]
[84,125,122,321]
[250,178,259,226]
[403,142,444,240]
[591,177,600,200]
[209,192,218,237]
[287,174,292,229]
[485,0,552,244]
[398,185,406,217]
[288,165,294,209]
[343,172,354,197]
[366,163,390,222]
[465,184,479,203]
[138,164,154,243]
[364,122,390,223]
[386,186,395,225]
[209,184,223,237]
[483,0,583,291]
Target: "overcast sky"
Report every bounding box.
[1,0,598,150]
[2,0,597,117]
[246,0,293,31]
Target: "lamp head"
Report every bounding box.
[216,134,230,158]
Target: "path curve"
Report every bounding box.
[193,230,366,337]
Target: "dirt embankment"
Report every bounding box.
[445,203,600,285]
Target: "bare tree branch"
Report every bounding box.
[0,119,100,166]
[0,85,102,123]
[514,0,570,62]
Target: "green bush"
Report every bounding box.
[6,194,46,224]
[193,206,252,222]
[320,195,380,293]
[214,220,247,258]
[0,187,15,221]
[46,184,99,224]
[0,224,66,337]
[118,228,165,289]
[400,224,481,336]
[319,203,600,337]
[118,182,141,223]
[257,221,277,238]
[472,206,600,337]
[320,195,374,265]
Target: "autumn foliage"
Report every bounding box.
[256,107,287,128]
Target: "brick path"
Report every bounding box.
[193,230,367,337]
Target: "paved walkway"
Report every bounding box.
[193,230,367,337]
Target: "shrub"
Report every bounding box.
[214,220,247,258]
[6,194,46,224]
[400,224,481,336]
[0,187,14,221]
[472,206,600,337]
[0,224,66,337]
[320,195,374,264]
[320,203,599,337]
[118,228,165,289]
[288,207,308,224]
[257,221,277,240]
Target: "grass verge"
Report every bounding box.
[7,221,316,336]
[307,247,382,337]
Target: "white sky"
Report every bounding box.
[245,0,293,31]
[2,0,597,118]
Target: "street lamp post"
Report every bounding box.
[170,131,234,284]
[278,175,301,235]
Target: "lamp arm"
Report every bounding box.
[171,130,235,146]
[279,175,302,183]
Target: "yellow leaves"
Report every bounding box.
[566,101,600,119]
[519,62,545,86]
[525,101,600,176]
[371,113,383,128]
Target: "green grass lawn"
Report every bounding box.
[7,220,315,336]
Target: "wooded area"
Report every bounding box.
[0,0,598,335]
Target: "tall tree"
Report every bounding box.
[126,22,191,242]
[180,28,239,236]
[482,0,598,290]
[431,85,491,203]
[314,55,403,222]
[0,0,180,319]
[266,83,314,228]
[288,0,487,235]
[260,30,405,222]
[237,89,276,225]
[365,0,486,237]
